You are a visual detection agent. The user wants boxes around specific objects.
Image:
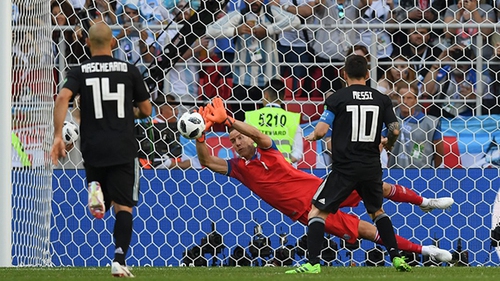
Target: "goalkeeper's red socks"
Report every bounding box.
[387,184,423,206]
[374,232,422,254]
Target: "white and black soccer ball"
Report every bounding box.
[177,112,205,139]
[62,121,79,145]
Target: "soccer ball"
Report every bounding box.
[177,112,205,139]
[62,121,79,145]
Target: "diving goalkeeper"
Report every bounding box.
[194,98,452,262]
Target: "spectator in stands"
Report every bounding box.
[400,25,443,89]
[205,0,301,121]
[114,2,156,74]
[212,0,243,77]
[423,45,493,117]
[310,0,358,94]
[12,30,50,68]
[444,0,495,58]
[346,44,369,59]
[85,0,118,24]
[356,0,396,80]
[52,1,74,26]
[387,81,444,168]
[486,34,500,114]
[140,94,193,168]
[161,0,209,113]
[139,0,170,24]
[377,55,417,96]
[69,0,86,12]
[392,1,439,50]
[271,0,317,94]
[245,79,303,164]
[394,0,438,23]
[51,0,88,66]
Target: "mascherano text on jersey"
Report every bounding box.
[81,62,128,73]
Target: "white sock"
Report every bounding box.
[420,198,430,207]
[154,157,172,169]
[421,245,430,256]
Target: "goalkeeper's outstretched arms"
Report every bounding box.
[206,98,272,149]
[195,105,229,174]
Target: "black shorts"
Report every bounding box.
[84,158,140,210]
[312,172,383,214]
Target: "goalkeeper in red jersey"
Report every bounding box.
[194,98,452,262]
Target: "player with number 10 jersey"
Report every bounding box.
[323,85,396,178]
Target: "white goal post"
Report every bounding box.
[0,0,13,267]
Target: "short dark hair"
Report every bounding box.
[395,81,418,96]
[346,45,369,60]
[344,55,368,80]
[264,79,285,101]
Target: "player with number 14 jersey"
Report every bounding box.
[63,56,150,167]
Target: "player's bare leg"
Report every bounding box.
[383,183,454,212]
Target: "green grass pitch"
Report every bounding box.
[0,266,499,281]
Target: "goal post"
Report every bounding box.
[0,0,12,268]
[10,0,54,266]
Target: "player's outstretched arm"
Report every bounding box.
[195,105,227,174]
[305,121,329,141]
[195,138,228,174]
[50,88,73,165]
[232,120,272,149]
[205,97,272,148]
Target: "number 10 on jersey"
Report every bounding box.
[346,105,379,142]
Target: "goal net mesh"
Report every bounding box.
[11,0,54,266]
[10,0,500,267]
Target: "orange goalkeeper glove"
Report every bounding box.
[206,97,235,127]
[195,106,214,142]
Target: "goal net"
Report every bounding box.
[11,0,54,266]
[10,0,500,267]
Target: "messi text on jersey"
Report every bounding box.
[352,91,373,100]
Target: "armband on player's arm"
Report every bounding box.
[305,110,333,141]
[385,121,400,151]
[308,121,329,141]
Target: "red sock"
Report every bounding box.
[395,235,422,253]
[387,184,423,205]
[374,232,422,254]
